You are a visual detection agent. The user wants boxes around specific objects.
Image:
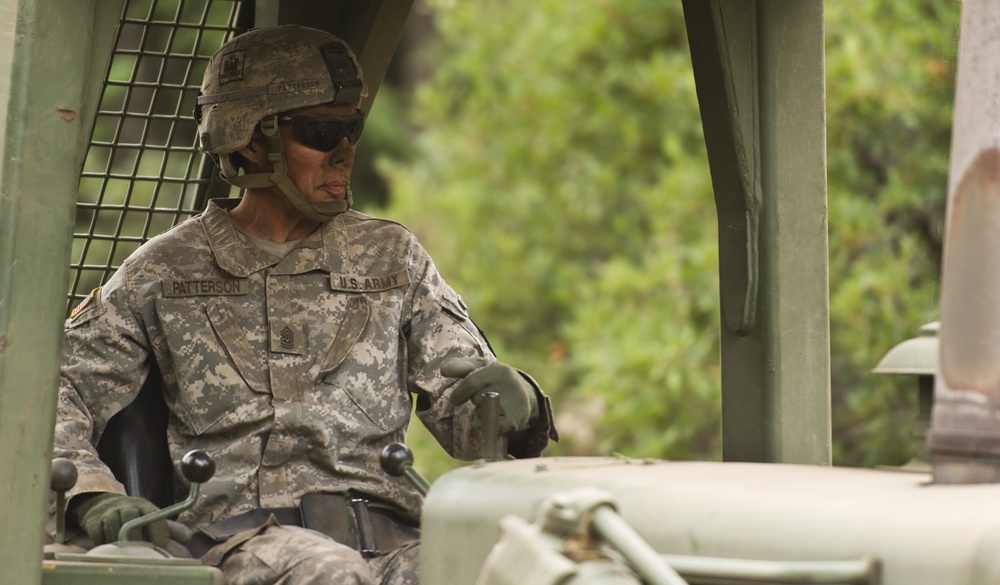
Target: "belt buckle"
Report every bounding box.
[350,497,378,558]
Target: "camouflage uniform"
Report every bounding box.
[212,520,421,584]
[54,198,554,583]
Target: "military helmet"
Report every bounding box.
[195,25,367,222]
[196,25,367,159]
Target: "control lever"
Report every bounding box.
[44,458,87,557]
[50,458,78,546]
[380,442,431,496]
[83,449,215,559]
[440,357,508,460]
[117,449,215,543]
[478,391,507,460]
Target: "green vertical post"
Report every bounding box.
[0,2,122,583]
[753,0,830,464]
[685,0,830,463]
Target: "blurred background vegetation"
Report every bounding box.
[350,0,958,477]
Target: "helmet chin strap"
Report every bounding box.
[225,115,351,223]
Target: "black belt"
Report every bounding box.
[185,493,420,559]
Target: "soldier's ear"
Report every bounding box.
[237,130,269,168]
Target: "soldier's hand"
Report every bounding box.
[71,492,169,547]
[444,357,539,434]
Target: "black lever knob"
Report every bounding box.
[379,442,430,497]
[380,442,414,477]
[181,449,215,484]
[50,458,79,493]
[49,458,80,548]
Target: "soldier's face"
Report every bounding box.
[277,102,359,204]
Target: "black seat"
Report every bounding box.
[96,361,174,508]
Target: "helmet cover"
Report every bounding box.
[196,25,367,158]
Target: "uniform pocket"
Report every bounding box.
[320,274,410,432]
[155,297,267,435]
[317,296,370,378]
[205,299,268,392]
[318,293,409,432]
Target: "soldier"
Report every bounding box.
[54,25,557,584]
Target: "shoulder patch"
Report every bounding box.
[70,287,100,319]
[68,287,105,327]
[440,286,470,319]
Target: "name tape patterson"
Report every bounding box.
[164,279,249,297]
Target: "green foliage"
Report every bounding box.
[384,0,719,473]
[825,0,958,465]
[382,0,958,473]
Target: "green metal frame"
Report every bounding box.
[1,3,125,584]
[683,0,831,464]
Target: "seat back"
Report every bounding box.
[96,362,174,508]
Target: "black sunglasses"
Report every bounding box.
[277,112,366,152]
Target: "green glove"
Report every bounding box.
[71,492,169,547]
[445,357,539,434]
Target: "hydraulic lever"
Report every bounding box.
[116,449,215,543]
[80,449,216,559]
[441,357,509,461]
[380,442,431,497]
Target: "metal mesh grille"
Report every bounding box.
[68,0,247,314]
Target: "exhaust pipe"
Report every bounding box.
[927,0,1000,484]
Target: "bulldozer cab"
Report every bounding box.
[0,2,825,580]
[5,1,1000,584]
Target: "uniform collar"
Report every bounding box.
[202,199,343,277]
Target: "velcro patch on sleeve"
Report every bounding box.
[68,286,105,327]
[330,270,409,293]
[70,287,100,319]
